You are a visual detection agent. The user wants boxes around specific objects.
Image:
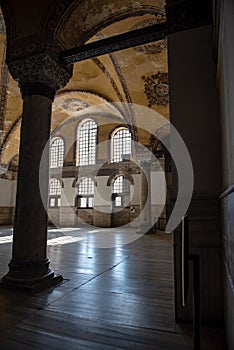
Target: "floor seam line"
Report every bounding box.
[39,256,130,309]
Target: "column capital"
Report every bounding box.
[8,53,72,100]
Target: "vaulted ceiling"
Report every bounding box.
[0,1,170,166]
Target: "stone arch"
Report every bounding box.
[1,0,166,59]
[72,175,97,188]
[55,1,166,49]
[107,171,134,187]
[49,176,64,189]
[109,125,132,162]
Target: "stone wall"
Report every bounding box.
[93,209,111,228]
[0,206,14,224]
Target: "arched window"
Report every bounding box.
[50,138,64,168]
[112,128,131,162]
[49,179,62,207]
[76,177,94,208]
[77,119,97,166]
[112,175,130,207]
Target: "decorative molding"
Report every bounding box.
[8,54,72,95]
[60,5,168,49]
[107,53,135,127]
[60,22,167,64]
[93,33,137,140]
[96,161,140,177]
[62,98,89,112]
[142,72,169,107]
[94,30,137,105]
[92,57,125,103]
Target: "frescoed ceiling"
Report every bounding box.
[0,1,169,166]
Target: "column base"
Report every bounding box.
[1,259,63,293]
[1,270,63,294]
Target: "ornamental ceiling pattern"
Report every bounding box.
[0,2,169,167]
[142,72,169,107]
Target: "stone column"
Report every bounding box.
[1,54,72,292]
[138,161,152,233]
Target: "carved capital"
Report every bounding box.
[8,54,72,99]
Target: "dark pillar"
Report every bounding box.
[167,25,223,323]
[1,54,72,292]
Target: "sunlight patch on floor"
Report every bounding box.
[47,236,84,246]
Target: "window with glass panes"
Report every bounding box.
[113,176,130,207]
[50,138,64,168]
[49,179,62,207]
[76,177,94,208]
[112,128,131,162]
[77,120,97,166]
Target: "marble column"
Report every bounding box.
[138,161,152,233]
[1,54,72,292]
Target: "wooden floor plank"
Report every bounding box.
[0,227,225,349]
[1,310,191,350]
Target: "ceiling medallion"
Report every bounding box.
[132,16,167,55]
[62,98,89,112]
[142,72,169,107]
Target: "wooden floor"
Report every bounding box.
[0,226,225,350]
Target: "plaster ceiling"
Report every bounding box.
[0,3,169,166]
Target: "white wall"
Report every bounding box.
[61,178,75,207]
[151,171,166,205]
[131,174,141,204]
[94,176,111,207]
